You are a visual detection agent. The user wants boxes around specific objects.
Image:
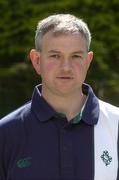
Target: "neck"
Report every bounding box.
[42,87,86,121]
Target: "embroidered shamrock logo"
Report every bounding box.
[17,157,32,168]
[101,150,112,166]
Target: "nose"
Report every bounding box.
[61,59,72,71]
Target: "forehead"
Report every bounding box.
[41,30,87,52]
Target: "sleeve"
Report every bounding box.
[117,122,119,180]
[0,123,6,179]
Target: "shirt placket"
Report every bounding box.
[60,125,74,179]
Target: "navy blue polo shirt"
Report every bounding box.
[0,83,99,180]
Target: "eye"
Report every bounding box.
[72,54,82,59]
[49,54,60,59]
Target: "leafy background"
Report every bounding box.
[0,0,119,118]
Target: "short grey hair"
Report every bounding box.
[35,14,91,51]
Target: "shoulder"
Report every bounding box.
[98,99,119,121]
[0,102,32,167]
[0,101,32,152]
[0,101,31,130]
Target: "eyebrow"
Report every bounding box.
[47,50,85,54]
[71,51,85,54]
[47,50,61,54]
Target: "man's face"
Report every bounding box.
[31,31,93,97]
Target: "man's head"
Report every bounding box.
[30,14,93,98]
[35,14,91,52]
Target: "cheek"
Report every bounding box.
[43,62,56,72]
[74,61,89,72]
[74,62,84,71]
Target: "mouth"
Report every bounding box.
[56,76,74,79]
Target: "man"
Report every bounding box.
[0,14,119,180]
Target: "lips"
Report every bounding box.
[56,76,74,79]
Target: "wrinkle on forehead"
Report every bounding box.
[41,31,87,53]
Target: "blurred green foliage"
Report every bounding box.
[0,0,119,117]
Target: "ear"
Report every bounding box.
[87,51,93,62]
[30,49,41,75]
[87,51,93,68]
